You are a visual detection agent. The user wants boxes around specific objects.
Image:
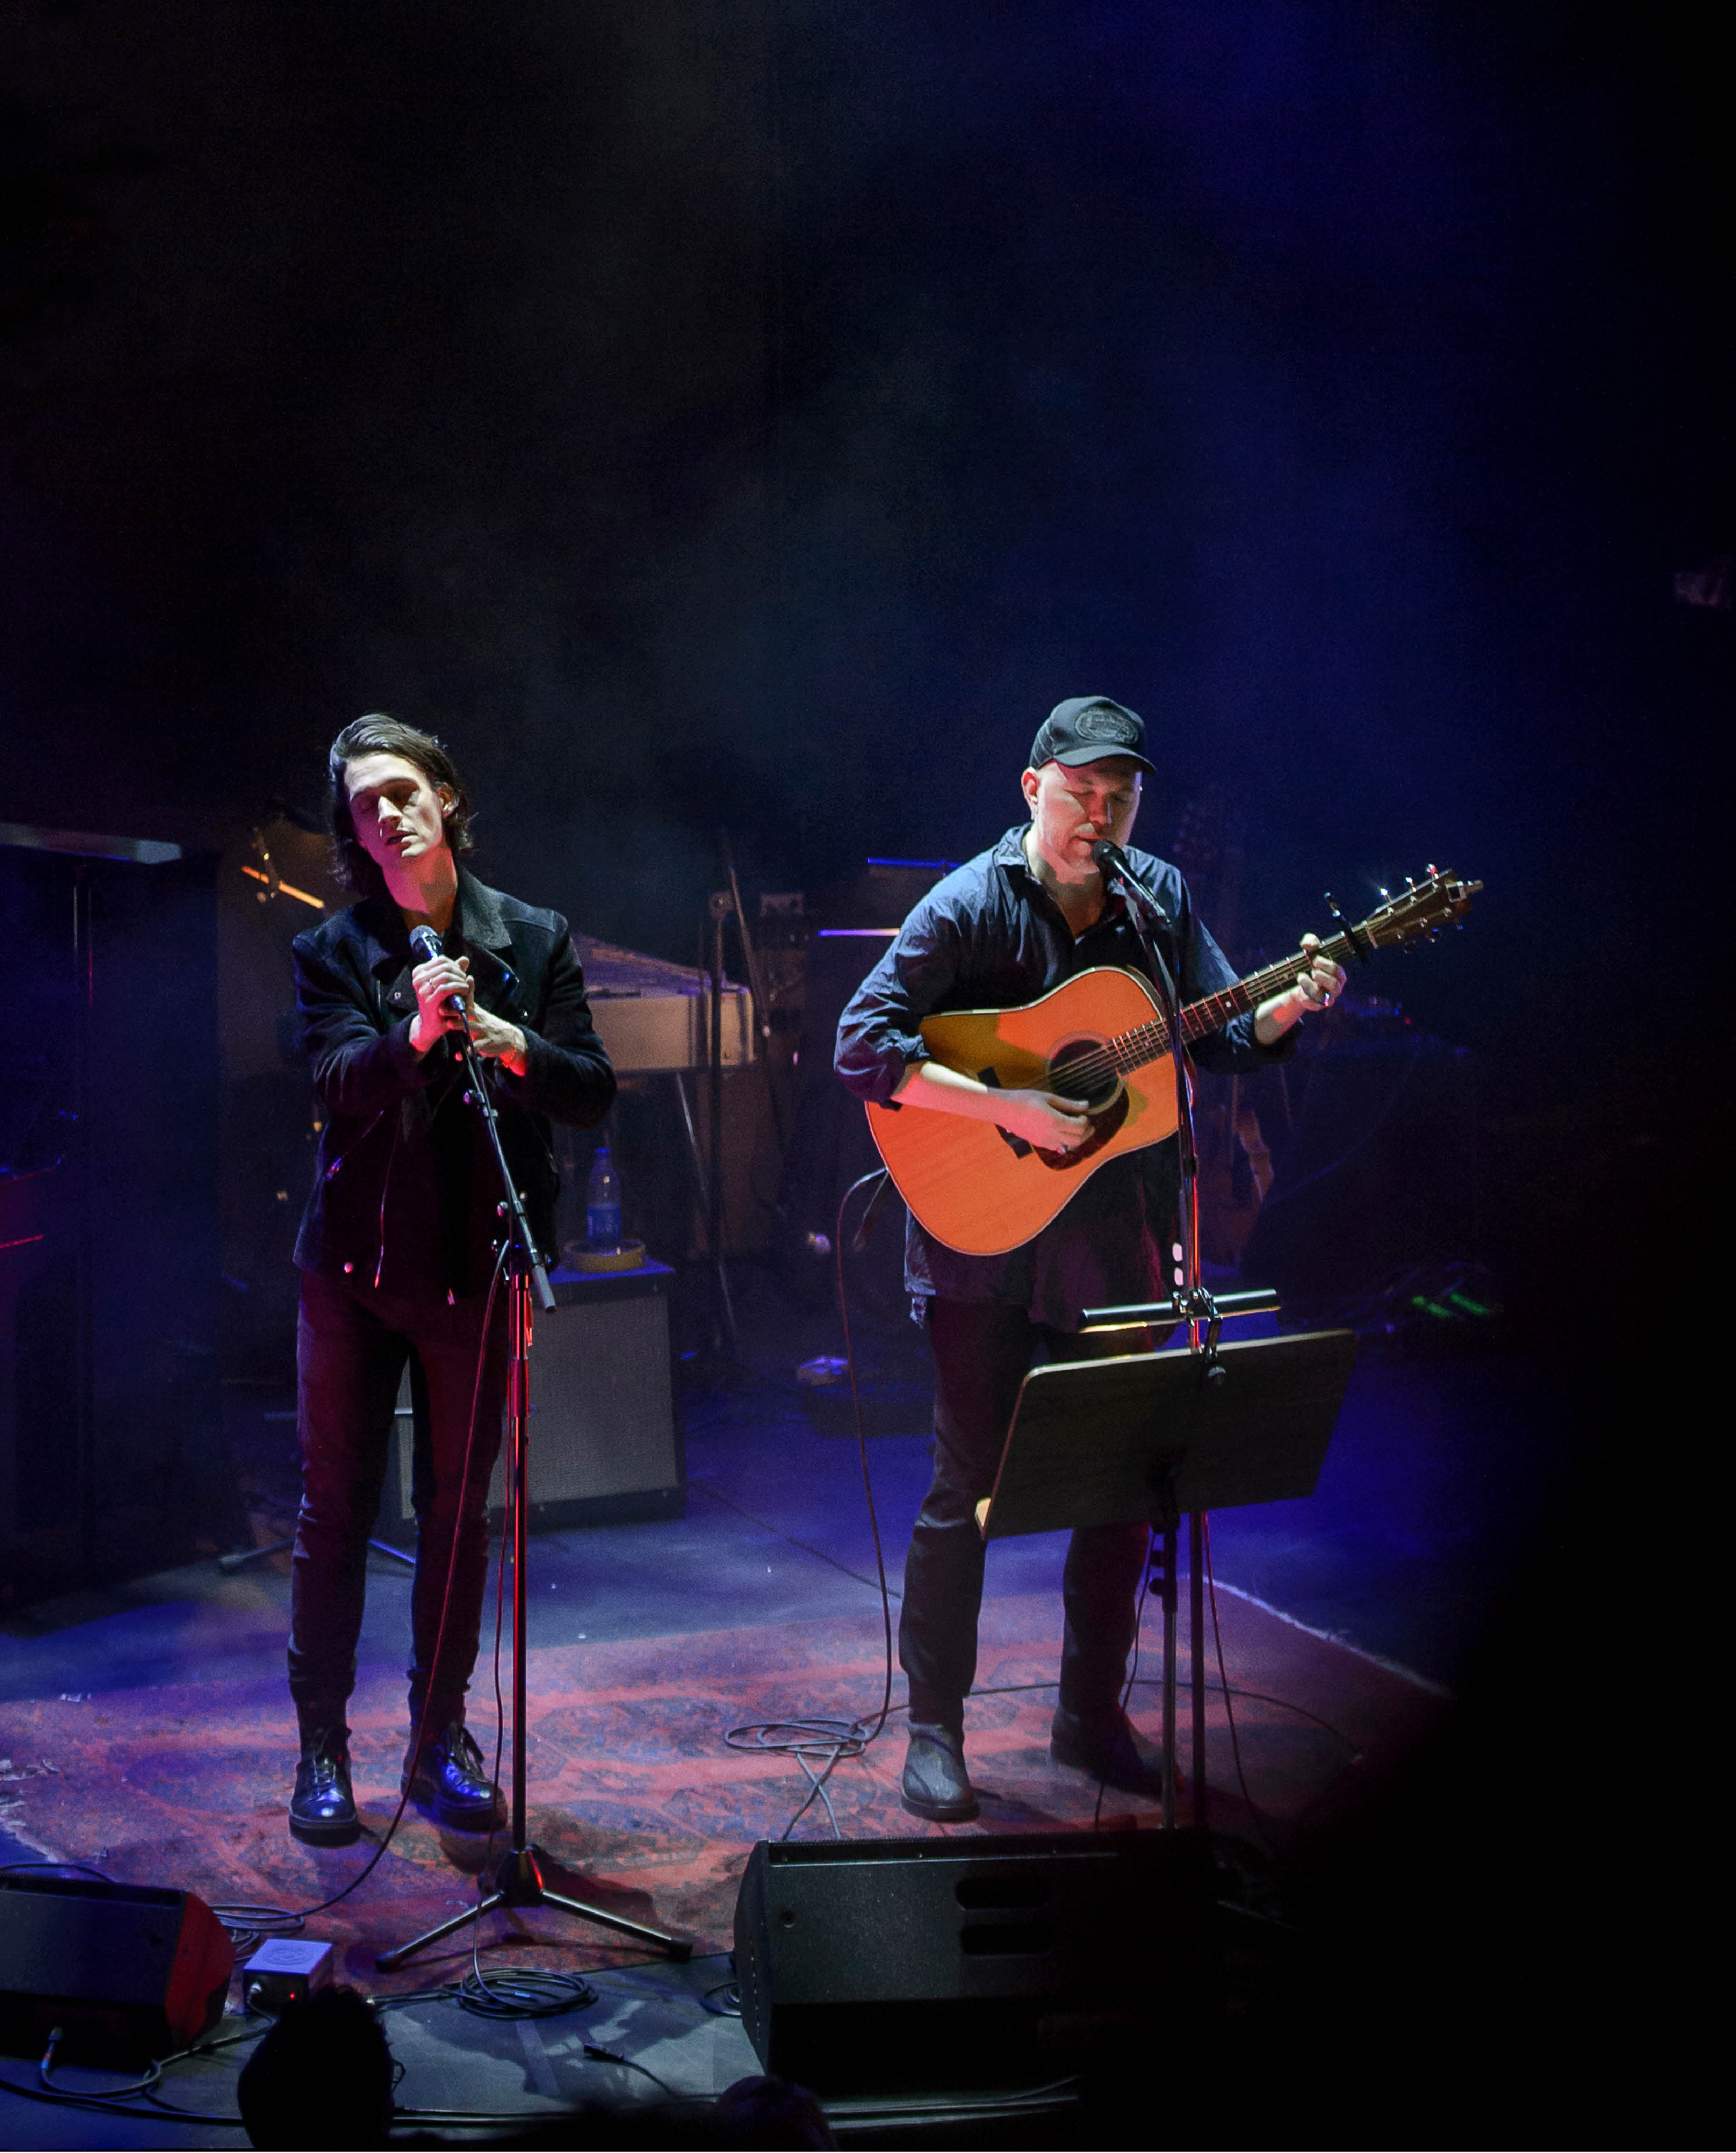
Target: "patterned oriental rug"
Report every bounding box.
[0,1590,1442,1993]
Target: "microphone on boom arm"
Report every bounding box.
[1090,838,1170,926]
[409,924,473,1031]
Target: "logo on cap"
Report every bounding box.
[1073,704,1139,744]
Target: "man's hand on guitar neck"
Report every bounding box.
[891,1058,1092,1153]
[1252,932,1347,1044]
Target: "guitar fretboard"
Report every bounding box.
[1073,932,1359,1086]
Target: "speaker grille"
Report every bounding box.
[733,1830,1216,2097]
[382,1280,680,1533]
[489,1292,678,1507]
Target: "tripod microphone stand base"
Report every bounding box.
[375,1843,691,1972]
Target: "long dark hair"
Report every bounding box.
[326,714,475,896]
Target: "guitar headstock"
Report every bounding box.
[1355,869,1482,951]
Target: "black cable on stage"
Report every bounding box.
[444,1423,598,2024]
[469,1414,517,2003]
[723,1167,896,1841]
[2,2009,268,2127]
[458,1965,597,2020]
[0,2067,243,2129]
[1094,1525,1153,1831]
[1204,1512,1275,1854]
[829,1673,1358,1754]
[581,2046,693,2100]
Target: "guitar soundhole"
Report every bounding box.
[1046,1037,1119,1114]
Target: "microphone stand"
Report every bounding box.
[378,984,687,1971]
[1094,847,1211,1831]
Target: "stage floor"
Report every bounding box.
[0,1292,1567,2144]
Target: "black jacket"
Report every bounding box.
[292,869,615,1298]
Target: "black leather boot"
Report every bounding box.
[288,1727,359,1846]
[1050,1704,1169,1798]
[401,1720,503,1830]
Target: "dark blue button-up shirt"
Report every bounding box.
[834,827,1294,1328]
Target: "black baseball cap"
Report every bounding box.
[1028,696,1155,776]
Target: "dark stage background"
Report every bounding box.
[0,0,1727,1440]
[3,3,1727,1054]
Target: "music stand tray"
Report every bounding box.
[980,1331,1358,1541]
[978,1329,1358,1833]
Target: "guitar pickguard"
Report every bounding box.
[975,1066,1035,1158]
[1033,1088,1129,1171]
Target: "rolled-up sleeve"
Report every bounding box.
[835,902,964,1105]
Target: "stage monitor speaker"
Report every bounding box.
[734,1828,1216,2097]
[380,1261,683,1540]
[0,1874,233,2064]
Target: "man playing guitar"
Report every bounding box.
[834,695,1345,1821]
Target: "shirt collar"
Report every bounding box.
[995,824,1130,926]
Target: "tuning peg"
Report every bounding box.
[1426,862,1438,878]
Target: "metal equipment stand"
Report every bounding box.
[700,888,741,1359]
[376,1000,688,1972]
[981,1306,1358,1831]
[1093,847,1210,1822]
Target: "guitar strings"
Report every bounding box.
[1040,876,1465,1098]
[1050,928,1361,1095]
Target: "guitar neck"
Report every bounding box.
[1111,931,1358,1069]
[1182,932,1357,1041]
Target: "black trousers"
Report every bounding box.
[899,1297,1153,1725]
[287,1268,508,1742]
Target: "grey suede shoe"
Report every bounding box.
[901,1720,979,1823]
[1050,1705,1169,1798]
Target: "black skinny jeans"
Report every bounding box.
[288,1268,508,1742]
[899,1297,1153,1727]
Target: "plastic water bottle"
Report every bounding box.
[586,1146,622,1251]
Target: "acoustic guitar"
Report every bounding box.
[864,870,1481,1255]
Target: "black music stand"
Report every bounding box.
[979,1327,1358,1830]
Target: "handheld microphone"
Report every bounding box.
[409,925,471,1027]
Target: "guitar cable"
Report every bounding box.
[723,1167,897,1840]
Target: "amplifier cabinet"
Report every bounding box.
[380,1261,683,1538]
[734,1828,1216,2097]
[0,1876,232,2064]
